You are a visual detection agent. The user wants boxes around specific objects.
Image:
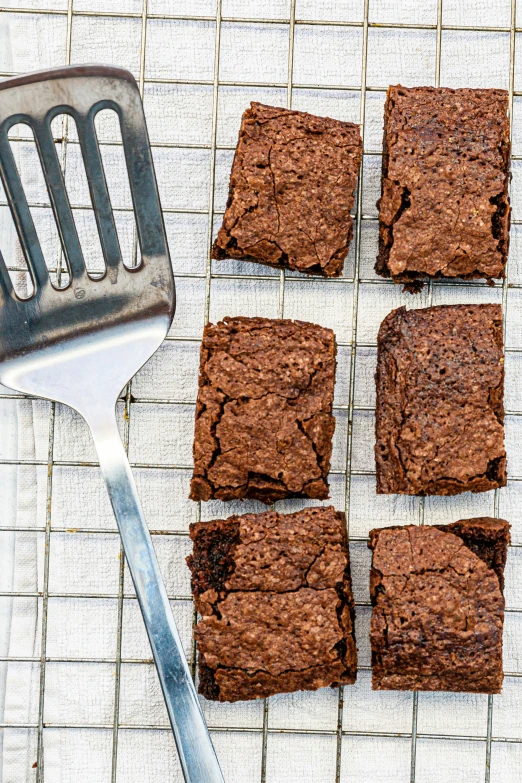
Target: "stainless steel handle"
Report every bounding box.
[88,409,224,783]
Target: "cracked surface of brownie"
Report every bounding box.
[376,86,510,290]
[369,518,510,693]
[211,102,362,278]
[375,304,506,496]
[187,506,357,702]
[190,316,336,504]
[435,516,511,591]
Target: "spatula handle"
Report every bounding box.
[89,411,224,783]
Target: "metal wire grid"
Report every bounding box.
[0,0,521,781]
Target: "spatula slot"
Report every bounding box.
[4,123,63,295]
[94,108,141,271]
[7,123,53,212]
[0,204,34,298]
[60,114,106,280]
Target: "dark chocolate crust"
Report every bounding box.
[375,304,506,496]
[369,518,510,693]
[190,316,336,504]
[187,506,357,702]
[211,102,362,278]
[376,86,511,289]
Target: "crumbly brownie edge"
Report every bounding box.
[373,671,503,694]
[375,86,420,291]
[210,661,349,703]
[375,87,398,280]
[198,660,221,701]
[335,510,358,684]
[187,516,242,702]
[187,517,241,604]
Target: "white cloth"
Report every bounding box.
[2,1,522,781]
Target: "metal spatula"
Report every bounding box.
[0,65,223,783]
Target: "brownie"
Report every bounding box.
[369,518,511,693]
[187,506,357,702]
[376,86,511,290]
[211,102,362,278]
[375,304,506,496]
[190,316,336,504]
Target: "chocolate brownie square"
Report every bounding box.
[190,316,336,504]
[187,506,357,702]
[375,304,506,496]
[376,86,510,290]
[211,102,362,278]
[369,518,511,693]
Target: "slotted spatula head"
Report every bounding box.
[0,67,224,783]
[0,65,175,413]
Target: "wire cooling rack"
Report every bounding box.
[2,1,522,781]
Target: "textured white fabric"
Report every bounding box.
[1,1,522,781]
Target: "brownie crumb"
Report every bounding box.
[375,304,506,496]
[369,518,510,693]
[211,102,362,278]
[376,86,511,288]
[190,316,337,505]
[188,506,357,702]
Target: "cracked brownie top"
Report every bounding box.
[187,505,357,702]
[211,102,362,278]
[190,316,337,504]
[375,304,506,496]
[376,86,510,290]
[369,519,510,693]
